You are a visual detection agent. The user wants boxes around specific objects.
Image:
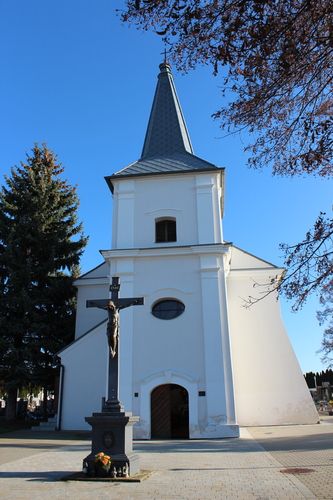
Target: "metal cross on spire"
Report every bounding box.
[161,47,171,64]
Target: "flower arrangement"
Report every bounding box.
[94,452,112,468]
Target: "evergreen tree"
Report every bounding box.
[304,369,333,387]
[304,372,316,388]
[0,144,88,420]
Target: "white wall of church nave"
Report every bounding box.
[111,172,223,250]
[59,323,108,430]
[226,274,318,425]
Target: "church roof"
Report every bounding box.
[106,62,221,191]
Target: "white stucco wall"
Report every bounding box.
[111,171,223,250]
[59,168,317,433]
[227,247,318,426]
[104,169,238,438]
[102,241,238,439]
[58,322,109,430]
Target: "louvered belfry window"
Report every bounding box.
[155,219,176,243]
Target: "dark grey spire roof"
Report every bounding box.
[141,61,193,157]
[106,62,221,190]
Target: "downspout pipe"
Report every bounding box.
[53,356,64,431]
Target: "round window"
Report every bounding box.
[152,299,185,320]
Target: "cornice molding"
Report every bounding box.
[101,243,231,261]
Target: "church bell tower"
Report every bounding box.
[102,61,239,439]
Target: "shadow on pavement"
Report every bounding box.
[0,470,89,482]
[0,429,91,441]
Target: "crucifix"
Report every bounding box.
[86,276,144,410]
[84,277,144,477]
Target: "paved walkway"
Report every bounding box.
[0,417,333,499]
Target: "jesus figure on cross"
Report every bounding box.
[86,277,144,359]
[87,299,141,358]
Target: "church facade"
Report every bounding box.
[57,62,318,438]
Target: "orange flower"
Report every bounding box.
[94,451,111,467]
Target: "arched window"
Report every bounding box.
[152,299,185,320]
[155,218,176,243]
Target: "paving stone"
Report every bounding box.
[1,422,332,499]
[248,420,333,500]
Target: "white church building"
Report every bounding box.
[57,62,318,438]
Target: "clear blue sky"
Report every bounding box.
[1,0,332,375]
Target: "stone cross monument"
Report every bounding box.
[83,276,144,477]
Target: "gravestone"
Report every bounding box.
[83,277,144,477]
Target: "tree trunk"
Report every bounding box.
[5,388,17,420]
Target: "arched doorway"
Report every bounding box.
[151,384,189,438]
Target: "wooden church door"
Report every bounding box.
[151,384,189,439]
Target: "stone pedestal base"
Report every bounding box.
[83,403,140,477]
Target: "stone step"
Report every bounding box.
[31,416,57,431]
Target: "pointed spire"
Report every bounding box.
[141,62,193,158]
[107,62,221,186]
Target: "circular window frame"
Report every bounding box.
[152,299,185,320]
